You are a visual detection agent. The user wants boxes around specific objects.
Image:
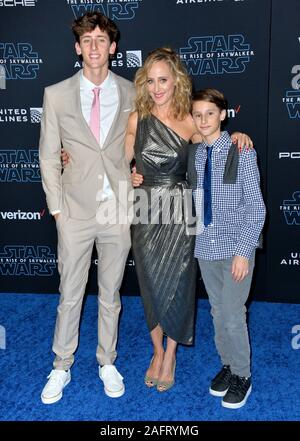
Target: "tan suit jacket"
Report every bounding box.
[39,69,135,220]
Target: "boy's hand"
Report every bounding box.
[61,148,70,168]
[131,166,143,187]
[231,255,249,282]
[231,132,253,151]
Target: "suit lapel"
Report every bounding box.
[101,71,123,151]
[73,69,102,152]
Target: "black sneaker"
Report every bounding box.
[209,365,232,397]
[222,374,252,409]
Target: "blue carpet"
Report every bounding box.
[0,293,299,421]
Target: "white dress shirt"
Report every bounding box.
[80,70,118,200]
[51,71,118,215]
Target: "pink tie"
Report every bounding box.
[90,87,100,143]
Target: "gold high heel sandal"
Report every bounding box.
[144,356,159,387]
[157,360,176,392]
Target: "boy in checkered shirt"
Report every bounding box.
[190,88,266,409]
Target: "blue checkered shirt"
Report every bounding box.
[194,131,266,260]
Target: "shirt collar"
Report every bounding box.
[202,131,231,153]
[80,70,114,91]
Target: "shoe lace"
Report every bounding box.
[221,367,232,382]
[101,365,123,381]
[47,370,66,386]
[228,375,248,394]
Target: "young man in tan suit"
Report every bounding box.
[39,12,135,404]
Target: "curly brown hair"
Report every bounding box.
[134,47,192,120]
[71,12,119,44]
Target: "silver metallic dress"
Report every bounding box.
[131,115,196,345]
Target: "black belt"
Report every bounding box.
[142,174,186,186]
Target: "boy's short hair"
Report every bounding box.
[71,12,120,44]
[192,88,228,112]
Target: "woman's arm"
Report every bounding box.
[125,112,144,187]
[125,111,138,162]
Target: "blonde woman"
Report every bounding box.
[125,48,252,392]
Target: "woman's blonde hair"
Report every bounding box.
[134,47,192,120]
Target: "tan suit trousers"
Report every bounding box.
[52,198,131,370]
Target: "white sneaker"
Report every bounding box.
[99,365,125,398]
[41,369,71,404]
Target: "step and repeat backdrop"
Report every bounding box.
[0,0,299,302]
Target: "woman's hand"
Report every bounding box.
[61,148,70,168]
[131,166,143,187]
[231,132,253,151]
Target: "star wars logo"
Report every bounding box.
[282,65,300,119]
[0,245,57,276]
[179,34,254,76]
[0,43,43,80]
[280,191,300,225]
[0,149,41,183]
[67,0,142,21]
